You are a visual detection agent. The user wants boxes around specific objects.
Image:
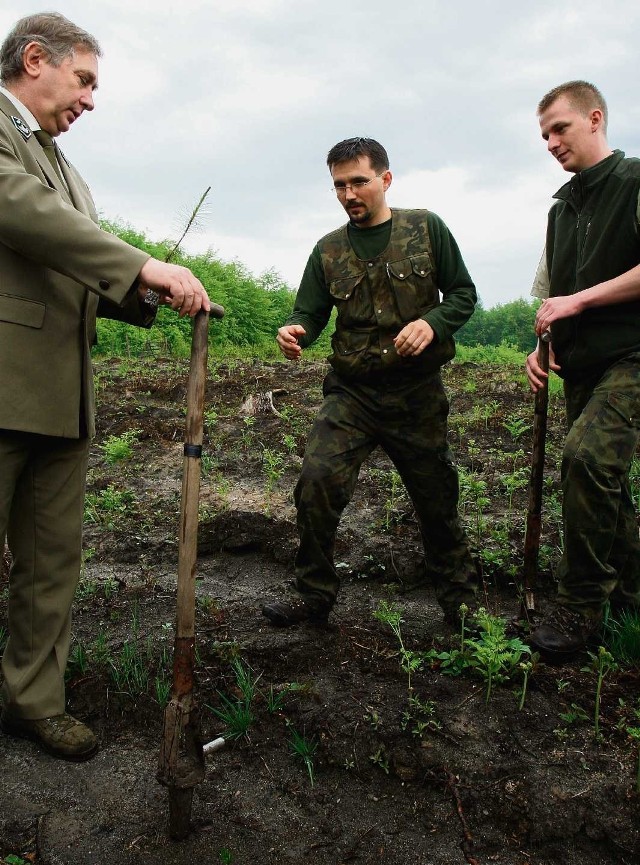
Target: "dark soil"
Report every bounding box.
[1,354,640,865]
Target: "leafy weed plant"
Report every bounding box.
[558,703,589,725]
[84,485,134,528]
[262,447,286,513]
[372,600,423,692]
[465,609,531,703]
[401,695,442,738]
[99,428,141,464]
[369,745,390,774]
[426,607,531,703]
[502,413,531,441]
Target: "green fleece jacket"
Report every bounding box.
[547,150,640,380]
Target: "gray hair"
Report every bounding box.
[0,12,101,84]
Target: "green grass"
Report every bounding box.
[208,692,255,741]
[288,727,318,786]
[603,608,640,665]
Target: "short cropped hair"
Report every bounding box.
[326,137,390,173]
[0,12,101,84]
[537,80,608,131]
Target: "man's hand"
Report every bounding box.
[277,324,306,360]
[535,295,583,334]
[526,342,561,393]
[138,259,210,317]
[393,319,434,357]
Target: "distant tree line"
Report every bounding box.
[95,222,538,358]
[456,298,540,354]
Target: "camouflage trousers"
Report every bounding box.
[293,370,477,610]
[558,353,640,615]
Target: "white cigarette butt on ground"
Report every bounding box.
[203,737,226,756]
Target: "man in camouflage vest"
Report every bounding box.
[527,82,640,663]
[262,137,478,627]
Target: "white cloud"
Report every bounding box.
[3,0,640,309]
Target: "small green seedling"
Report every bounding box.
[288,728,317,786]
[99,428,141,464]
[582,646,618,739]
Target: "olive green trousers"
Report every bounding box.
[0,430,88,718]
[293,370,477,610]
[558,354,640,614]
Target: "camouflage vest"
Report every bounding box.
[318,208,455,378]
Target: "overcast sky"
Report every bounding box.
[2,1,639,309]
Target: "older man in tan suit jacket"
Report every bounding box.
[0,12,211,759]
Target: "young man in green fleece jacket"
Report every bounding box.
[262,137,478,628]
[526,81,640,663]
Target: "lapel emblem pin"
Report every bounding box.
[11,116,31,140]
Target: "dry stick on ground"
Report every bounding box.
[442,769,480,865]
[341,825,377,861]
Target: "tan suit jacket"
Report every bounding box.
[0,92,151,438]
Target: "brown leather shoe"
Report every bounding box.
[1,710,98,760]
[262,596,330,627]
[529,605,602,664]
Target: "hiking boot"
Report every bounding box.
[262,596,330,627]
[529,605,602,664]
[1,710,98,761]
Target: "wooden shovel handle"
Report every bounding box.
[175,311,210,646]
[522,331,551,614]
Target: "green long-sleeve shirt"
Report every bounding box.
[285,211,476,348]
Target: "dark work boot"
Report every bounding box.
[261,595,331,627]
[529,605,602,663]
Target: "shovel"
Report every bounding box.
[157,303,224,840]
[520,331,551,620]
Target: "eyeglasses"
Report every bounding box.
[331,172,386,196]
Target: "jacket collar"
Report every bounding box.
[553,149,625,206]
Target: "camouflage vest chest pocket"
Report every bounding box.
[328,272,373,328]
[330,328,376,378]
[386,252,438,322]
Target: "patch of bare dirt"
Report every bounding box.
[1,355,640,865]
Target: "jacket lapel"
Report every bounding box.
[31,138,73,203]
[0,93,73,203]
[57,149,92,214]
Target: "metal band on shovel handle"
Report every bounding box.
[157,304,224,840]
[521,331,551,618]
